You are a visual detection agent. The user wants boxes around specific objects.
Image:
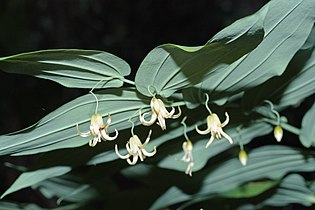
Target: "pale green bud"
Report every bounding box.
[274,125,283,142]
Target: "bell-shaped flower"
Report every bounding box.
[196,112,233,148]
[274,125,283,142]
[115,130,156,165]
[239,149,248,166]
[180,140,194,176]
[77,113,118,147]
[140,96,181,130]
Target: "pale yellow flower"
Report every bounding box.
[77,113,118,147]
[239,149,248,166]
[140,96,181,130]
[180,140,194,176]
[115,130,157,165]
[196,112,233,148]
[274,125,283,142]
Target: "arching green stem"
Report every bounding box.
[264,100,281,125]
[204,93,212,114]
[181,116,189,141]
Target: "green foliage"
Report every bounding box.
[1,167,71,199]
[1,0,315,209]
[0,49,131,89]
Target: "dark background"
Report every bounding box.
[0,0,268,134]
[8,0,311,209]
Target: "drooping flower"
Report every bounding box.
[77,113,118,147]
[239,149,248,166]
[180,140,194,176]
[140,96,181,130]
[274,125,283,142]
[115,130,156,165]
[196,112,233,148]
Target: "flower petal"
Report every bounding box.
[89,137,99,147]
[160,106,175,118]
[220,130,233,144]
[205,135,215,148]
[142,146,157,157]
[157,114,167,130]
[101,129,118,141]
[127,155,138,165]
[76,124,91,137]
[140,111,157,126]
[195,124,211,135]
[172,106,182,119]
[142,130,153,146]
[221,112,230,127]
[115,144,130,159]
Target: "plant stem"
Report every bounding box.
[281,122,300,135]
[262,118,300,135]
[121,78,135,86]
[172,101,186,107]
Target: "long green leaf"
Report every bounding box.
[1,166,71,199]
[202,0,315,101]
[135,5,265,97]
[242,38,315,109]
[259,174,315,207]
[35,177,98,203]
[299,102,315,147]
[221,180,278,199]
[0,88,150,156]
[0,49,130,88]
[0,202,46,210]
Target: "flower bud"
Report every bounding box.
[274,125,283,142]
[239,149,248,166]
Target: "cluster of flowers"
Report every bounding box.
[77,96,181,166]
[77,95,284,176]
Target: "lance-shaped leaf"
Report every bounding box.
[260,174,315,207]
[150,145,315,210]
[202,0,315,101]
[300,102,315,148]
[221,180,278,199]
[0,88,150,156]
[0,202,49,210]
[192,174,315,210]
[1,166,71,199]
[242,30,315,109]
[135,4,265,97]
[35,177,99,203]
[0,49,131,89]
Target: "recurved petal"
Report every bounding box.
[142,146,157,157]
[89,137,99,147]
[220,130,233,144]
[101,129,118,141]
[140,112,158,126]
[195,124,211,135]
[127,155,138,165]
[115,144,130,159]
[205,135,215,148]
[76,124,91,137]
[221,112,230,127]
[160,106,175,118]
[172,106,181,119]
